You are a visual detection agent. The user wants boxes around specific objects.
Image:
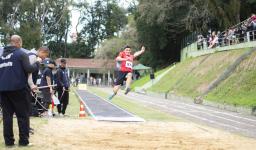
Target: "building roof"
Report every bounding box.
[56,58,115,69]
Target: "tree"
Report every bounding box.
[79,0,127,56]
[0,0,71,52]
[134,0,254,68]
[135,0,190,68]
[95,15,139,60]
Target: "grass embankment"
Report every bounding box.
[88,87,178,121]
[206,50,256,107]
[140,48,256,107]
[149,49,247,97]
[130,65,172,90]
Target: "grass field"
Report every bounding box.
[130,65,173,90]
[206,51,256,107]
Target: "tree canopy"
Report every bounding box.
[134,0,256,68]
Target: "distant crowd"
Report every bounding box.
[197,14,256,50]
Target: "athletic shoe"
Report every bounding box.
[108,93,116,100]
[124,88,131,95]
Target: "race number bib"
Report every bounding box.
[125,61,133,69]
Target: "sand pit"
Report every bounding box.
[29,118,256,150]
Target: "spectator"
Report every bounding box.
[197,35,204,50]
[208,31,218,48]
[216,31,221,46]
[93,78,97,86]
[250,13,256,30]
[98,78,102,86]
[250,14,256,40]
[56,58,70,117]
[75,77,79,87]
[134,70,141,80]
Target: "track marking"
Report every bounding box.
[130,93,256,123]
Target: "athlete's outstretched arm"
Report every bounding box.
[134,46,145,58]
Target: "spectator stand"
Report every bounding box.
[181,15,256,61]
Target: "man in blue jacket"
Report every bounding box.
[0,47,3,56]
[0,47,2,106]
[56,58,70,116]
[0,35,41,147]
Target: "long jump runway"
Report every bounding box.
[76,90,144,122]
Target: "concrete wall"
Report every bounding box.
[181,40,256,61]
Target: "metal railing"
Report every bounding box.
[181,16,255,50]
[196,30,256,50]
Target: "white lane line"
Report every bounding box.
[165,103,256,127]
[130,93,256,123]
[172,101,256,123]
[139,100,247,131]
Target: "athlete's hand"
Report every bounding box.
[141,46,145,52]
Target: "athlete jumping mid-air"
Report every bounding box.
[108,45,145,100]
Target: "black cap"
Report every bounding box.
[50,60,56,66]
[43,58,56,66]
[60,58,67,64]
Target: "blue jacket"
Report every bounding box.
[56,67,70,88]
[0,46,39,91]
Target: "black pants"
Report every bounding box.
[115,71,130,86]
[41,89,52,110]
[0,88,30,146]
[57,88,69,115]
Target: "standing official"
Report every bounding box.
[56,59,70,116]
[0,35,41,147]
[0,47,3,106]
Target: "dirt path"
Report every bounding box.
[29,118,256,150]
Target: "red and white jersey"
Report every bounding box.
[117,51,134,72]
